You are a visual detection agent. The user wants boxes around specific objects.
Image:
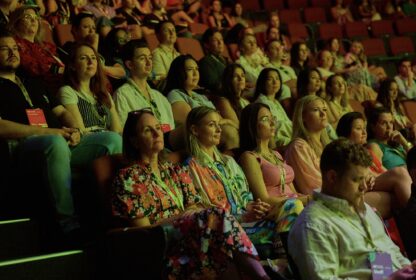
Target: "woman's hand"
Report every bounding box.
[390,130,408,147]
[364,174,376,192]
[243,199,271,222]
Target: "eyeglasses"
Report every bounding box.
[21,14,40,22]
[259,115,277,125]
[128,108,154,117]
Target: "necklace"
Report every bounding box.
[257,149,287,193]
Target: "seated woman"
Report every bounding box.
[356,0,382,23]
[296,68,324,99]
[113,109,271,280]
[254,68,293,147]
[151,20,180,87]
[326,37,345,74]
[58,43,123,158]
[337,112,412,213]
[330,0,354,25]
[208,0,234,30]
[375,78,416,141]
[239,103,307,231]
[290,42,311,76]
[185,106,299,258]
[285,95,331,194]
[8,6,65,94]
[229,2,249,28]
[366,106,413,170]
[316,50,335,81]
[165,55,238,150]
[325,74,352,128]
[215,63,250,128]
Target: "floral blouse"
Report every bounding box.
[112,161,200,224]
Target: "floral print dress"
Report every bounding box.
[112,161,258,279]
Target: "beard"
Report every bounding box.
[0,63,18,73]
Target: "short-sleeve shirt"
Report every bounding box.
[167,89,215,109]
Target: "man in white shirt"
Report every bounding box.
[289,139,416,280]
[395,59,416,99]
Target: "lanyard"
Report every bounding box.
[15,77,34,108]
[128,79,162,121]
[151,165,185,211]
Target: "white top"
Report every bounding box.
[167,89,215,109]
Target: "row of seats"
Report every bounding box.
[240,0,354,12]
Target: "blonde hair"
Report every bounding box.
[185,106,226,165]
[292,95,331,156]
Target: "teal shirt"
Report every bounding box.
[288,192,410,280]
[370,141,406,170]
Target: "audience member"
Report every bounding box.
[316,50,335,80]
[113,109,270,280]
[8,5,65,94]
[254,68,293,147]
[0,0,17,29]
[58,43,123,139]
[297,68,324,98]
[289,138,415,279]
[152,20,179,85]
[290,42,310,76]
[45,0,71,26]
[330,0,354,25]
[356,0,382,22]
[199,27,229,93]
[229,2,249,28]
[239,103,307,231]
[337,112,412,213]
[325,74,352,128]
[367,106,412,170]
[207,0,233,30]
[394,58,416,100]
[376,78,416,140]
[83,0,116,19]
[285,95,331,194]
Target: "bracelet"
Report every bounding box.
[407,142,413,148]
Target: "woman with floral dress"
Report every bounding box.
[112,109,271,279]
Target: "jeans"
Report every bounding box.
[16,131,122,217]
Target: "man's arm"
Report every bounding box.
[0,119,72,140]
[52,105,78,128]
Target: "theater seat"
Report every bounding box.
[176,37,205,61]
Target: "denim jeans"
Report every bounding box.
[16,131,122,217]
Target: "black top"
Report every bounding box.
[0,76,61,128]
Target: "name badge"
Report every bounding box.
[26,109,48,128]
[161,124,171,133]
[369,252,393,280]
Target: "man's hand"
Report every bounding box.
[388,261,416,279]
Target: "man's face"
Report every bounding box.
[128,47,152,78]
[399,61,412,77]
[208,32,224,55]
[332,164,369,210]
[0,36,20,72]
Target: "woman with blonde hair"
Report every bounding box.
[326,74,352,128]
[285,95,331,194]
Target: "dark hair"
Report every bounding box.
[123,109,155,161]
[253,67,283,100]
[155,20,174,36]
[290,42,309,69]
[336,111,366,138]
[297,68,323,98]
[320,138,372,178]
[201,27,221,46]
[398,58,411,69]
[121,39,148,63]
[71,12,95,28]
[102,27,129,60]
[0,29,14,40]
[164,54,196,95]
[376,78,403,115]
[220,63,246,118]
[239,103,271,152]
[365,106,391,140]
[64,43,111,107]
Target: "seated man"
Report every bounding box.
[198,28,229,94]
[288,138,416,279]
[114,39,183,150]
[394,59,416,100]
[0,32,121,232]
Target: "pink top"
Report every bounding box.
[251,151,296,197]
[285,138,322,195]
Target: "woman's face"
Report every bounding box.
[307,71,322,94]
[184,58,199,90]
[349,118,367,145]
[192,112,222,148]
[74,45,98,79]
[269,15,280,28]
[351,42,362,55]
[77,17,96,39]
[231,67,246,95]
[267,40,284,60]
[329,75,347,98]
[298,43,309,62]
[319,50,333,68]
[234,3,243,16]
[264,70,281,96]
[159,22,176,45]
[212,0,222,12]
[330,38,340,52]
[388,81,399,101]
[115,29,131,46]
[17,8,39,38]
[256,107,276,141]
[241,35,257,56]
[303,99,328,132]
[371,113,394,141]
[267,27,279,41]
[134,113,164,155]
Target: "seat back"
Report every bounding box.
[371,20,395,37]
[402,100,416,123]
[304,7,327,23]
[344,21,369,39]
[263,0,285,10]
[288,23,309,42]
[176,37,205,61]
[310,0,331,8]
[189,22,209,36]
[361,38,387,57]
[279,9,303,24]
[287,0,309,9]
[349,99,365,115]
[144,33,160,51]
[319,23,343,40]
[41,20,54,44]
[395,18,416,35]
[389,36,415,56]
[54,24,74,47]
